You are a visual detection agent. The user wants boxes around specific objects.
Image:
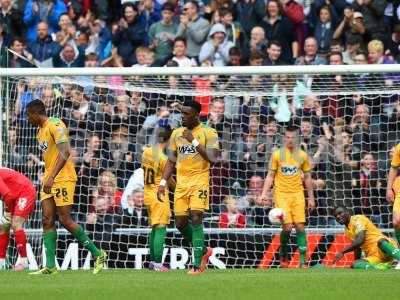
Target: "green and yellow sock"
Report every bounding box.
[296,231,307,264]
[280,231,290,258]
[180,224,193,246]
[192,224,205,268]
[149,229,155,261]
[352,260,379,270]
[379,240,400,260]
[72,226,101,257]
[395,229,400,245]
[43,230,57,269]
[153,227,166,263]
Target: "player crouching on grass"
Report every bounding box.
[332,206,400,270]
[0,168,37,270]
[142,121,175,272]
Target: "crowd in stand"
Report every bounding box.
[1,0,400,231]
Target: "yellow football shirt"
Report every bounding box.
[391,144,400,168]
[168,123,219,186]
[345,215,387,257]
[37,117,77,183]
[270,147,312,193]
[141,145,168,203]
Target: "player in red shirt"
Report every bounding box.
[0,167,36,270]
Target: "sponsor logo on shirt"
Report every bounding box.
[17,198,27,210]
[281,166,298,176]
[39,141,48,152]
[178,145,196,154]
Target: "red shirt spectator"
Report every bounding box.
[219,196,246,228]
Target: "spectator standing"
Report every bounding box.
[27,21,59,64]
[176,0,210,59]
[353,152,384,226]
[242,26,267,64]
[234,0,265,37]
[199,23,234,66]
[148,2,178,63]
[52,42,85,67]
[23,0,67,43]
[112,2,145,66]
[333,8,366,46]
[353,0,388,45]
[312,5,335,55]
[0,0,23,37]
[139,0,162,44]
[260,0,298,63]
[219,8,247,51]
[281,0,306,53]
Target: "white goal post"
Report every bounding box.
[1,64,400,270]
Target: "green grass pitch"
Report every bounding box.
[1,269,399,300]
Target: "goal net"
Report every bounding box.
[0,65,399,269]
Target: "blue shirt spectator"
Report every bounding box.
[23,0,67,43]
[52,43,85,67]
[27,21,60,64]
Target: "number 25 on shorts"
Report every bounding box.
[198,190,208,203]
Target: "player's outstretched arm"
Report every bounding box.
[157,159,175,201]
[386,166,397,202]
[43,142,70,194]
[333,231,366,264]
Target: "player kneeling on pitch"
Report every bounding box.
[332,206,400,269]
[0,168,36,270]
[142,122,175,272]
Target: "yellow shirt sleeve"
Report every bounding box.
[352,216,367,234]
[159,154,167,173]
[392,144,400,168]
[301,152,312,173]
[168,130,177,154]
[205,128,219,149]
[50,120,68,144]
[140,147,149,168]
[269,150,279,172]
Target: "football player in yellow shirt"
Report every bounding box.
[260,126,315,268]
[386,144,400,245]
[26,100,106,275]
[157,100,219,275]
[142,123,175,272]
[332,206,400,269]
